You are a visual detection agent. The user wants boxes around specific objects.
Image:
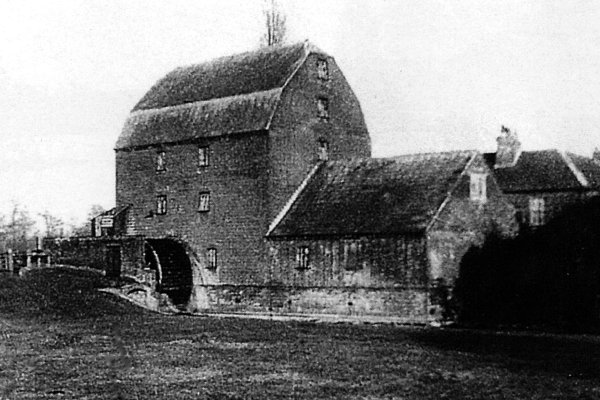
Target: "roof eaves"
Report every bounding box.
[425,151,478,232]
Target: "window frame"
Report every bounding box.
[317,97,330,121]
[318,140,329,161]
[469,173,487,203]
[316,58,329,81]
[198,146,209,169]
[206,248,217,270]
[156,195,167,215]
[296,246,310,270]
[529,197,545,226]
[156,151,166,172]
[198,192,211,212]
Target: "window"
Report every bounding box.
[156,195,167,215]
[529,197,545,226]
[198,192,210,212]
[156,151,166,172]
[198,146,209,168]
[296,246,310,270]
[206,248,217,270]
[469,173,487,202]
[317,58,329,80]
[318,140,329,161]
[317,97,329,120]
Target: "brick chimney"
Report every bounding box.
[495,125,521,168]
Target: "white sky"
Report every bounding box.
[2,0,600,227]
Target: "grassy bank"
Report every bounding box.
[0,267,599,399]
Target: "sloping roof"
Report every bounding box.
[483,150,592,192]
[567,152,600,188]
[116,41,322,150]
[268,151,476,237]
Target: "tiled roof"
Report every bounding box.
[483,150,590,192]
[133,42,308,111]
[268,151,476,237]
[116,89,281,149]
[116,42,323,150]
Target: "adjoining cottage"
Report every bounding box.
[484,127,600,229]
[266,151,517,321]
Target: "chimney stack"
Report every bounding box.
[495,125,521,168]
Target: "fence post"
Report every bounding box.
[7,249,13,272]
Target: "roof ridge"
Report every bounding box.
[173,41,307,73]
[380,149,478,159]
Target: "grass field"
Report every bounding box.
[1,267,599,399]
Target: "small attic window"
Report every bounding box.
[317,58,329,80]
[317,97,329,120]
[156,151,166,172]
[469,173,487,203]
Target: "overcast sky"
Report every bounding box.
[2,0,600,227]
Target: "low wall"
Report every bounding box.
[189,284,431,323]
[43,236,145,277]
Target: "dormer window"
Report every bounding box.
[469,173,487,202]
[317,97,329,120]
[156,151,166,172]
[317,58,329,80]
[318,140,329,161]
[198,146,209,169]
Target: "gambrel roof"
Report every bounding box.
[116,41,326,150]
[483,150,600,193]
[268,151,479,237]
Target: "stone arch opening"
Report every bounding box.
[144,238,193,306]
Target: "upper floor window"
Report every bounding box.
[318,140,329,161]
[198,192,210,212]
[156,151,166,172]
[529,197,545,226]
[156,195,167,215]
[206,248,217,270]
[317,59,329,80]
[296,246,310,270]
[198,146,209,168]
[317,97,329,120]
[469,173,487,202]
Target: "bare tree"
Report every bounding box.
[39,210,64,238]
[261,0,287,47]
[3,203,35,252]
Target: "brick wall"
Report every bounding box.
[116,132,270,285]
